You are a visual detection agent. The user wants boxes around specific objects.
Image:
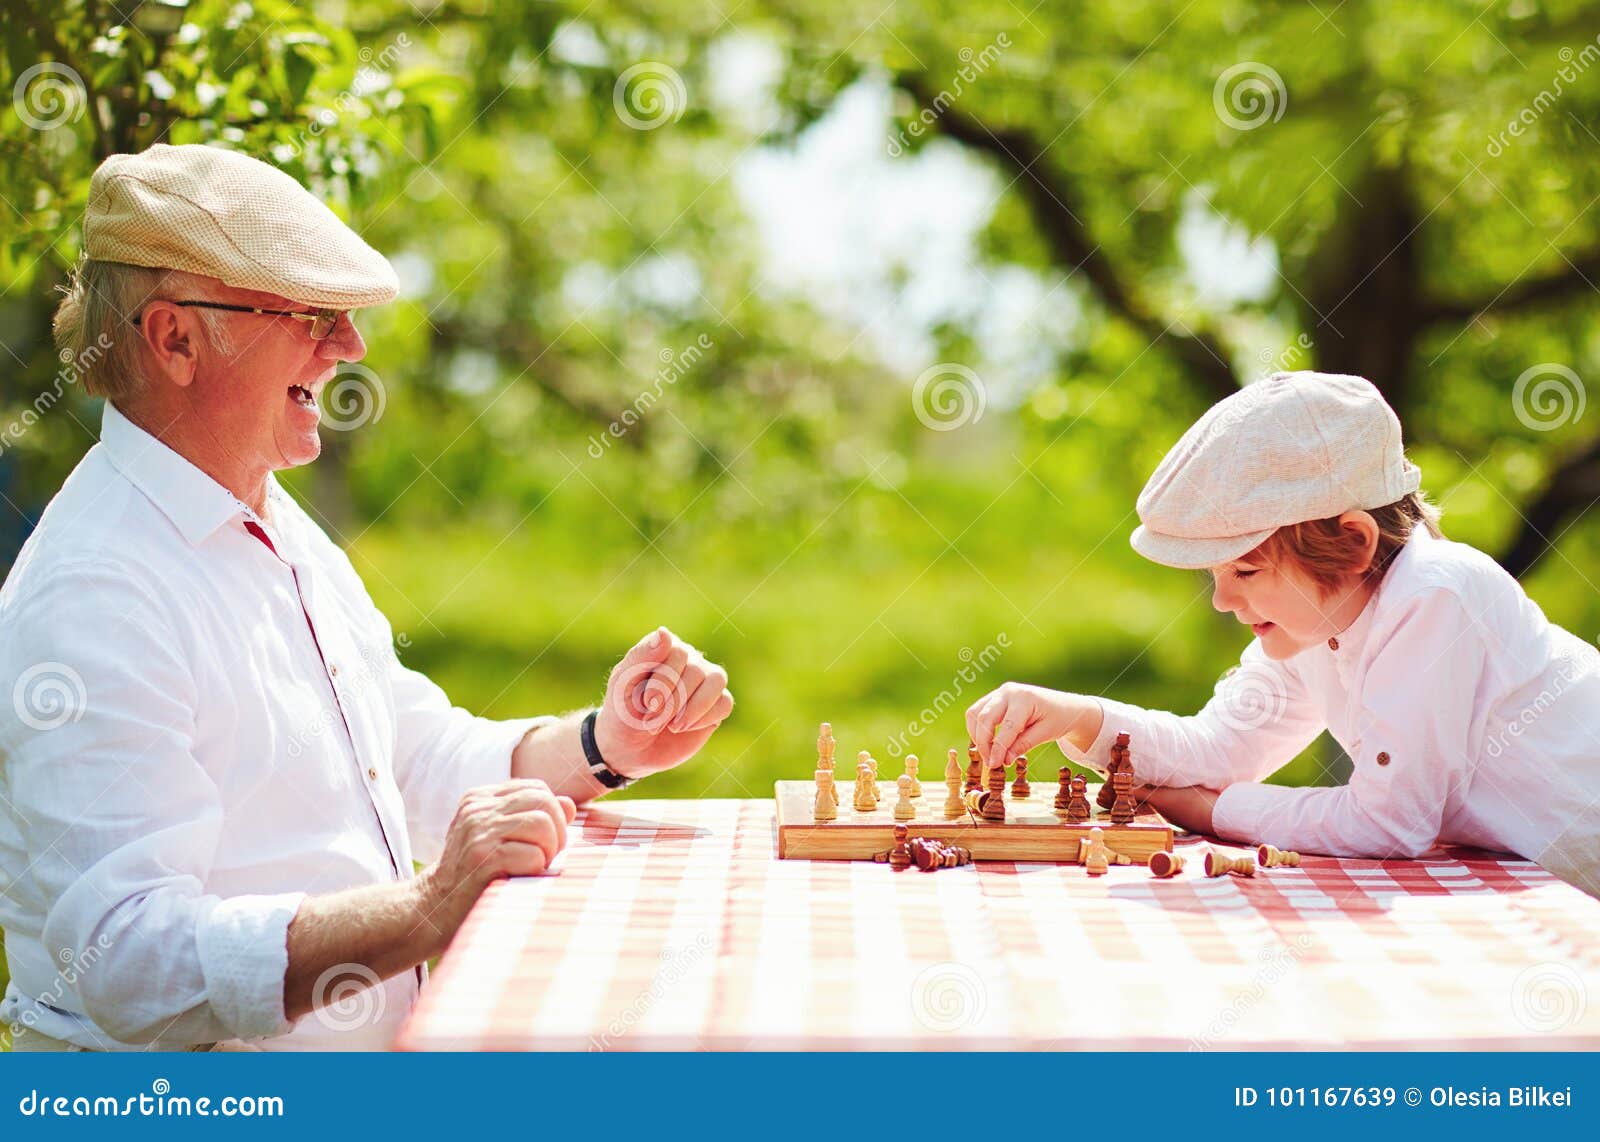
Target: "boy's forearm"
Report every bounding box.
[1060,694,1106,754]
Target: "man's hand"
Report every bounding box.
[966,683,1102,769]
[416,780,578,945]
[593,626,733,779]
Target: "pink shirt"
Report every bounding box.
[1062,528,1600,895]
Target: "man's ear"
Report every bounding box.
[134,301,201,388]
[1339,509,1380,575]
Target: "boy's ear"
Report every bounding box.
[1339,510,1380,574]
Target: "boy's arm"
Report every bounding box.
[1210,589,1486,858]
[1058,640,1325,788]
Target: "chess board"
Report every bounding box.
[774,780,1175,863]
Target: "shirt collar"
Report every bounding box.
[99,402,257,547]
[1324,526,1431,660]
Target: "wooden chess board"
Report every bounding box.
[774,780,1175,864]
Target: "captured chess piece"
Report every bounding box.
[982,762,1007,822]
[894,774,917,821]
[943,749,965,818]
[909,837,972,871]
[813,769,838,821]
[1149,850,1185,878]
[904,754,922,798]
[1205,850,1256,878]
[1258,844,1301,868]
[889,824,911,871]
[1011,756,1030,799]
[1067,775,1091,822]
[963,789,988,818]
[1082,827,1111,876]
[964,744,982,792]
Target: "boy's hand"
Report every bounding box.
[966,683,1098,769]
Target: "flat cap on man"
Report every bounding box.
[84,143,398,308]
[1130,371,1423,570]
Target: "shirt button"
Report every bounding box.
[367,767,379,780]
[329,663,340,678]
[1375,751,1390,766]
[1327,636,1340,651]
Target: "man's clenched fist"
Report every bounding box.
[593,626,734,779]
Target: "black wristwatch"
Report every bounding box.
[581,710,635,790]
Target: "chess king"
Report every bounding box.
[965,372,1600,898]
[0,145,735,1051]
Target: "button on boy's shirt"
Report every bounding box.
[1060,528,1600,895]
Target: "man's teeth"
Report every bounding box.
[289,385,317,407]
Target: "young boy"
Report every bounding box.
[966,371,1600,896]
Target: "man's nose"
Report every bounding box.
[318,313,367,363]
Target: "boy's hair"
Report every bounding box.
[1253,492,1443,594]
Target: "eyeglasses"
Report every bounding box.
[133,300,346,340]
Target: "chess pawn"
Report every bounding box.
[1205,850,1256,878]
[889,824,911,871]
[894,774,916,821]
[1067,775,1091,822]
[813,769,838,822]
[982,763,1007,821]
[1109,768,1137,824]
[1054,767,1072,813]
[904,754,922,798]
[943,749,965,818]
[1149,850,1184,878]
[853,761,876,812]
[965,744,982,792]
[858,751,879,807]
[1011,756,1030,799]
[1258,843,1301,868]
[1082,828,1111,876]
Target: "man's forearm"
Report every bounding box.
[282,876,442,1022]
[510,710,609,802]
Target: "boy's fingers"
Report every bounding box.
[970,696,1005,765]
[990,710,1033,770]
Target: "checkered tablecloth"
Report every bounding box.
[395,799,1600,1051]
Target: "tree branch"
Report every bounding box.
[1496,434,1600,579]
[894,72,1240,406]
[1419,246,1600,326]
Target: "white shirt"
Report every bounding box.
[1063,527,1600,896]
[0,404,556,1049]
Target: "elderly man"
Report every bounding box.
[0,144,733,1050]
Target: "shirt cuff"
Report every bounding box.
[1211,781,1300,844]
[194,891,306,1041]
[461,715,557,791]
[1057,697,1142,773]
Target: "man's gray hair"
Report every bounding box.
[52,260,235,402]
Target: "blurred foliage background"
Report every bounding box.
[3,1,1599,835]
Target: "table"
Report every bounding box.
[396,799,1600,1050]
